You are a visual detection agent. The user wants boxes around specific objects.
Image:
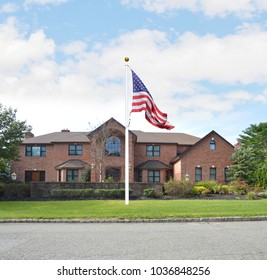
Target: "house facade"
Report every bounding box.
[11,118,234,184]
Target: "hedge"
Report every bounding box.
[50,188,133,199]
[2,183,31,198]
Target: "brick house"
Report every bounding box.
[11,118,234,184]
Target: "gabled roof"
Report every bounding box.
[171,130,234,163]
[22,118,200,146]
[56,159,89,170]
[23,132,90,144]
[88,117,137,140]
[132,130,200,145]
[23,118,137,145]
[135,160,172,170]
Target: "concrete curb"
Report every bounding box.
[1,216,267,223]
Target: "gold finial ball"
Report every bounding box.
[124,57,129,62]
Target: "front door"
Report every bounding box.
[32,171,40,181]
[25,171,45,182]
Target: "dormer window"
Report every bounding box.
[210,138,216,151]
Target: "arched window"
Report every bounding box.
[105,136,121,156]
[210,138,216,151]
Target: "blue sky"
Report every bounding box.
[0,0,267,144]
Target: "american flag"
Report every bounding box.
[131,70,174,130]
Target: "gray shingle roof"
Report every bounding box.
[132,130,200,145]
[23,132,90,144]
[135,160,172,170]
[56,159,89,170]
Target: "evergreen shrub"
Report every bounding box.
[50,188,132,199]
[143,188,156,198]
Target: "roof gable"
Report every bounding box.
[56,159,89,170]
[135,160,171,170]
[172,130,234,163]
[88,117,137,140]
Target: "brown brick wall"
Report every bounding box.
[134,143,189,166]
[12,119,136,183]
[174,132,233,184]
[11,122,234,185]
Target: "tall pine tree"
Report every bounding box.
[230,122,267,187]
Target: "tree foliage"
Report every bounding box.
[0,104,31,179]
[230,122,267,187]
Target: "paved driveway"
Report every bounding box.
[0,221,266,259]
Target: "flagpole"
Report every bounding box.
[124,57,130,205]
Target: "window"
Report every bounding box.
[148,170,160,182]
[26,146,46,157]
[69,144,83,155]
[105,168,121,182]
[210,167,216,181]
[146,145,160,157]
[66,169,79,182]
[105,136,121,156]
[135,170,143,182]
[224,167,230,182]
[210,138,216,151]
[195,167,202,182]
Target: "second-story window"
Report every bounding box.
[69,144,83,155]
[26,146,46,157]
[105,136,121,156]
[210,138,216,151]
[146,145,160,156]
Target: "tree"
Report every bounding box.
[230,122,267,187]
[0,104,31,180]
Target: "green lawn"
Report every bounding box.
[0,199,267,220]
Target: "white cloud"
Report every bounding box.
[0,2,19,13]
[0,18,266,140]
[23,0,68,7]
[61,41,87,56]
[121,0,197,14]
[121,0,267,17]
[0,17,55,75]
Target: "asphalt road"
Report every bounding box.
[0,221,266,260]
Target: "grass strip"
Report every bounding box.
[0,200,267,220]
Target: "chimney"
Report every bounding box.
[25,131,34,138]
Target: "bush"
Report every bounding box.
[143,188,156,198]
[229,181,250,195]
[246,191,256,200]
[164,178,194,197]
[191,186,209,195]
[215,185,231,195]
[105,176,115,183]
[50,188,94,198]
[195,181,217,189]
[4,183,31,198]
[50,188,132,199]
[195,181,221,194]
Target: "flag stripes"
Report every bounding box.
[131,70,174,130]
